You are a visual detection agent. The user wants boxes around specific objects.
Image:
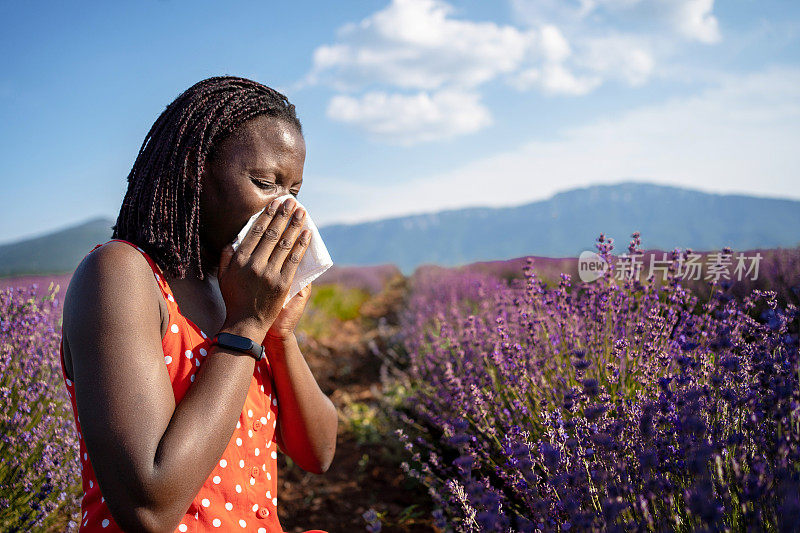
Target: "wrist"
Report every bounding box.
[219,321,266,342]
[263,332,296,365]
[264,331,297,344]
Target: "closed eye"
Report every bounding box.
[251,178,276,191]
[251,177,300,198]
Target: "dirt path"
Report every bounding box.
[277,274,436,533]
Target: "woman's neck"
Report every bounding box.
[198,240,220,280]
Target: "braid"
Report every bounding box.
[111,76,302,280]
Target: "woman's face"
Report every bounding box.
[199,115,306,271]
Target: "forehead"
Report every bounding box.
[215,115,304,166]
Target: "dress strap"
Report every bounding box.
[89,239,173,303]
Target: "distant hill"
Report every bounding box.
[0,217,114,276]
[319,182,800,274]
[2,182,799,277]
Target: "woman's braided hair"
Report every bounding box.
[111,76,302,280]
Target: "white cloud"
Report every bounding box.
[540,24,571,63]
[310,67,800,226]
[325,89,491,144]
[508,0,719,91]
[672,0,720,43]
[577,35,655,85]
[300,0,722,143]
[510,0,721,44]
[305,0,535,91]
[511,64,602,95]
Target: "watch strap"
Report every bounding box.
[211,332,265,361]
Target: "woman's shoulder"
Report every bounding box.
[64,240,168,339]
[69,240,157,294]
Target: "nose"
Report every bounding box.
[268,188,293,205]
[267,192,298,213]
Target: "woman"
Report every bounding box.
[58,76,337,532]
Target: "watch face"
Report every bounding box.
[218,332,253,351]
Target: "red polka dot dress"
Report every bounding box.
[58,239,328,533]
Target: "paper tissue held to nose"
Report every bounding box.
[231,193,333,308]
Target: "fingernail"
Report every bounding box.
[267,198,281,215]
[293,208,306,221]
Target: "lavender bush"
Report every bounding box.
[0,284,81,531]
[392,233,799,532]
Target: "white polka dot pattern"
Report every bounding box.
[56,240,301,533]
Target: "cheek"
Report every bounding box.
[197,185,235,246]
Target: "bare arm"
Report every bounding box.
[65,242,266,533]
[266,332,337,474]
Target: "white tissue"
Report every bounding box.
[231,193,333,308]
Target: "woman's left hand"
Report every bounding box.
[264,282,312,341]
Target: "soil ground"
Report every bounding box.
[276,275,437,533]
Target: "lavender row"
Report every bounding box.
[392,233,800,532]
[0,284,82,531]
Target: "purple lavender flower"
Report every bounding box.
[0,285,82,530]
[389,234,800,531]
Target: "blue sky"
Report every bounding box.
[1,0,799,244]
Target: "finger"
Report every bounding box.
[218,242,235,277]
[280,229,312,279]
[267,205,306,268]
[251,197,300,272]
[299,282,313,300]
[234,196,283,262]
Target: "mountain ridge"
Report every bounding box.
[2,182,798,277]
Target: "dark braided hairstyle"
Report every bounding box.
[111,76,303,280]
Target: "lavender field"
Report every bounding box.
[386,235,800,531]
[1,237,799,532]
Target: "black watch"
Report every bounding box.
[211,332,265,361]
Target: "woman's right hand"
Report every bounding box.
[217,196,311,340]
